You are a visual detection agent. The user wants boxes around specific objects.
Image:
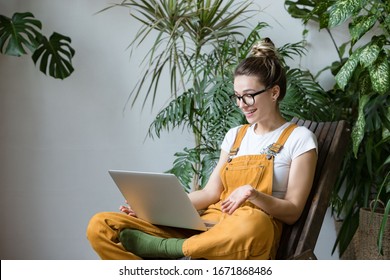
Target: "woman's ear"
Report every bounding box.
[271,85,280,101]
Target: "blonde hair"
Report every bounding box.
[250,37,280,59]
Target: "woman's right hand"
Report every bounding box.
[119,200,137,217]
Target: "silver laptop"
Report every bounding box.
[109,170,214,231]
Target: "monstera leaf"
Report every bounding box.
[0,12,42,56]
[0,12,74,79]
[32,32,75,79]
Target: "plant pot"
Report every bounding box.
[354,207,390,260]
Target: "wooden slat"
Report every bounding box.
[295,120,350,255]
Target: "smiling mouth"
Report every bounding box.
[243,109,256,116]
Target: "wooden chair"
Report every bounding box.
[275,118,351,260]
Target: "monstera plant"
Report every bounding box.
[0,12,75,79]
[286,0,390,257]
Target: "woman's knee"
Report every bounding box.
[235,210,275,239]
[86,212,111,241]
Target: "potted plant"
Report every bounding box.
[285,0,390,259]
[0,12,75,79]
[105,0,334,193]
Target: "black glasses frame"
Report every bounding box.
[231,86,271,106]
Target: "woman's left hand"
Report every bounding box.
[221,185,257,214]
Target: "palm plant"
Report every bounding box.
[103,0,254,107]
[0,12,75,79]
[286,0,390,257]
[104,0,257,191]
[106,0,333,192]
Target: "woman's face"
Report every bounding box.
[233,75,278,124]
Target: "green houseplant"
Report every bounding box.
[103,0,255,191]
[0,12,75,79]
[285,0,390,258]
[106,0,334,192]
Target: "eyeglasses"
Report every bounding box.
[230,87,270,106]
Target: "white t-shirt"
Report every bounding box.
[220,122,318,198]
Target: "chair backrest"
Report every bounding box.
[276,118,350,259]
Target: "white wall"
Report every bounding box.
[0,0,344,259]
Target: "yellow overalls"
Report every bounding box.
[86,123,297,260]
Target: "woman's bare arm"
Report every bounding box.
[188,150,228,210]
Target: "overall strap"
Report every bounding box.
[268,123,298,156]
[228,124,250,162]
[227,123,298,161]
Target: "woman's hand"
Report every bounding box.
[221,185,258,215]
[119,200,137,217]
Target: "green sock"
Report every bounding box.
[119,229,185,259]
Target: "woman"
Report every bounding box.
[86,38,318,260]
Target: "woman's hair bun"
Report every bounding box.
[250,37,278,58]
